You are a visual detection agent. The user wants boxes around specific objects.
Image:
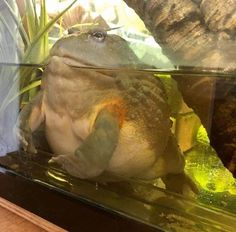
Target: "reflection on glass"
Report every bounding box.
[0,1,235,231]
[0,0,19,156]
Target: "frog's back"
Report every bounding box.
[116,73,171,147]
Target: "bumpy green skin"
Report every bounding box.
[123,0,236,178]
[115,74,171,154]
[17,29,197,194]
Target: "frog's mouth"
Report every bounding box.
[60,55,95,68]
[60,55,138,70]
[50,53,141,70]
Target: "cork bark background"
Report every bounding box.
[123,0,236,177]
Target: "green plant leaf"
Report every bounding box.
[25,0,38,41]
[8,80,41,106]
[2,0,30,47]
[24,0,77,63]
[39,0,48,61]
[0,14,23,59]
[0,0,77,114]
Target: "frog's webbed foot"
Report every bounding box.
[14,124,37,154]
[49,153,104,179]
[162,172,198,196]
[49,155,83,177]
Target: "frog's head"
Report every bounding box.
[49,28,141,68]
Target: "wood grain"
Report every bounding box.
[0,197,67,232]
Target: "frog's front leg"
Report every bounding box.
[15,92,44,153]
[49,109,120,179]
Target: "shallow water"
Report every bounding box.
[0,63,236,231]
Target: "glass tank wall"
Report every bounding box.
[0,0,236,231]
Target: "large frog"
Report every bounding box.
[17,28,197,194]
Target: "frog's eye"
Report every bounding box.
[90,30,107,42]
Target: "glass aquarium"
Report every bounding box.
[0,0,236,231]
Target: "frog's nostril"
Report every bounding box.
[68,27,80,35]
[68,28,75,35]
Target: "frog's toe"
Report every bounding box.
[48,156,64,165]
[26,142,37,154]
[48,155,85,178]
[15,127,37,154]
[49,155,78,174]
